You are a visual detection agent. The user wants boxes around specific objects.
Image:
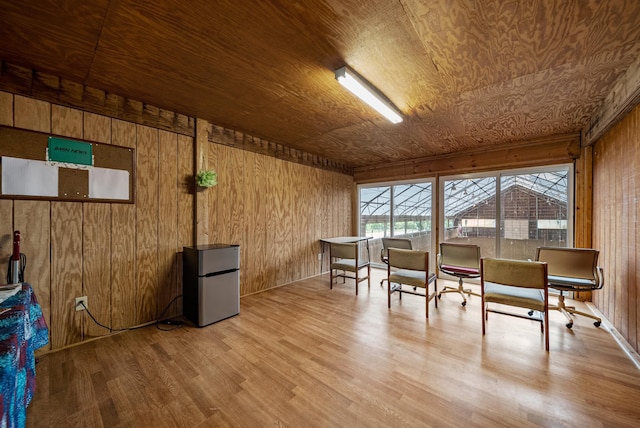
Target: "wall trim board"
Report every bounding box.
[0,61,353,176]
[583,54,640,147]
[353,133,581,184]
[0,61,195,137]
[207,124,353,175]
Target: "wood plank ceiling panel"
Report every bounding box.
[1,0,640,168]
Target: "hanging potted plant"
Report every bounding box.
[196,169,218,188]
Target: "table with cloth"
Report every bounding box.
[0,283,49,428]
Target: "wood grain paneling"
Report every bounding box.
[593,103,640,353]
[52,105,83,137]
[50,202,83,348]
[110,119,136,330]
[4,2,639,168]
[0,91,14,282]
[14,95,50,132]
[252,153,268,292]
[195,118,210,245]
[83,113,113,335]
[354,134,582,183]
[0,62,195,137]
[82,203,111,337]
[3,97,349,351]
[158,130,178,318]
[217,145,243,246]
[0,91,12,125]
[83,112,111,143]
[135,125,159,324]
[200,122,352,294]
[176,133,194,313]
[241,150,257,296]
[0,200,12,283]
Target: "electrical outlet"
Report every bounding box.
[75,296,88,312]
[317,253,322,260]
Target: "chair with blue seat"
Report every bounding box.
[379,237,413,287]
[387,248,438,318]
[330,242,370,295]
[481,257,549,351]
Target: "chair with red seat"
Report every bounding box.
[437,242,481,306]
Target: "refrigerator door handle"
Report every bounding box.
[202,268,238,278]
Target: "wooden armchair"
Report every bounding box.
[330,242,370,295]
[481,257,549,351]
[387,248,438,318]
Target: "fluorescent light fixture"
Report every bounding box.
[335,66,403,124]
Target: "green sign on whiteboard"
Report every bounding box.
[47,137,93,166]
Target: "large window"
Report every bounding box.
[440,165,572,261]
[359,165,572,275]
[359,180,434,268]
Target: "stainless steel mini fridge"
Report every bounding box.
[183,244,240,327]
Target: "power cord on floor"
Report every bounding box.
[76,294,184,333]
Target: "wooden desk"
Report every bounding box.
[319,236,372,273]
[0,283,48,428]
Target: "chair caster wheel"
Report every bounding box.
[528,310,534,316]
[594,321,601,327]
[461,301,467,307]
[566,322,573,329]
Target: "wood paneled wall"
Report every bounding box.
[200,120,352,296]
[0,92,352,351]
[0,92,194,351]
[592,103,640,352]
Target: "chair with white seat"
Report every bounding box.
[387,248,438,318]
[481,257,549,351]
[329,242,370,295]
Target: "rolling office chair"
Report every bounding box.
[535,247,604,329]
[379,238,413,287]
[437,242,481,306]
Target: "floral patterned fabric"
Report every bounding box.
[0,284,48,428]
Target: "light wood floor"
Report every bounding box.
[27,269,640,427]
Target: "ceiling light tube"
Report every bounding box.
[335,66,403,124]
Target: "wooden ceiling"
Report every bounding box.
[1,0,639,168]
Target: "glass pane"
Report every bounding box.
[443,177,497,258]
[392,182,432,259]
[360,186,391,265]
[499,170,569,260]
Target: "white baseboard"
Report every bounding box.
[587,302,640,370]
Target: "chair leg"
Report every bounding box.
[481,300,486,335]
[425,289,429,318]
[544,309,549,351]
[330,268,333,289]
[433,280,438,309]
[546,293,602,328]
[565,307,602,327]
[438,277,481,306]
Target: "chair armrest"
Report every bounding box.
[595,266,604,289]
